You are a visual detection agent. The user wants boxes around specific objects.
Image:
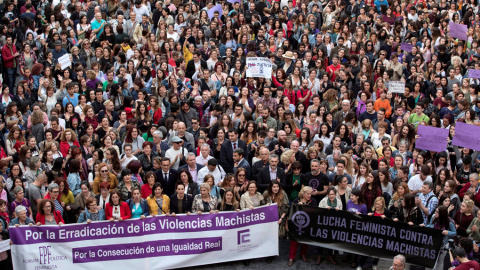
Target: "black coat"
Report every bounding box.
[257,166,287,192]
[185,59,208,79]
[138,152,158,172]
[220,140,248,173]
[169,194,193,214]
[155,169,179,197]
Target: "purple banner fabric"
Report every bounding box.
[449,22,468,41]
[452,122,480,151]
[469,69,480,79]
[10,205,278,245]
[400,43,413,52]
[227,0,240,3]
[416,125,449,152]
[207,4,223,20]
[72,237,222,263]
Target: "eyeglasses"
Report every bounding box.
[238,174,245,176]
[101,170,109,173]
[51,191,59,193]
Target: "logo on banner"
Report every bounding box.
[237,229,250,245]
[292,211,310,235]
[39,246,51,264]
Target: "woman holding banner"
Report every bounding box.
[360,171,383,210]
[287,186,317,266]
[240,181,265,210]
[318,187,342,265]
[35,199,64,225]
[427,205,457,270]
[126,187,149,219]
[147,183,170,216]
[169,182,193,215]
[105,190,131,221]
[192,183,218,214]
[77,197,105,223]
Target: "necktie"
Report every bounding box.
[164,173,168,182]
[233,142,237,150]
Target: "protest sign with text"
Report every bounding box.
[246,57,273,78]
[452,122,480,151]
[387,81,405,93]
[288,205,443,268]
[415,125,449,152]
[10,205,279,270]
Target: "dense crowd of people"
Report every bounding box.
[2,0,480,269]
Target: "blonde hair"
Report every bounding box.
[298,186,313,199]
[361,119,373,130]
[464,199,474,213]
[372,196,386,212]
[280,149,295,165]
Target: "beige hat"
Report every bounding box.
[282,51,296,60]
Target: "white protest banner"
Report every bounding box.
[10,205,279,270]
[246,57,273,78]
[0,239,10,253]
[58,54,72,70]
[388,81,405,93]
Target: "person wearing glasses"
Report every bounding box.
[92,162,119,195]
[43,183,63,216]
[77,197,105,223]
[35,199,64,226]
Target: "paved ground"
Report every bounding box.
[186,239,393,270]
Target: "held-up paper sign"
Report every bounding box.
[246,57,273,78]
[416,125,449,152]
[58,54,71,70]
[452,122,480,151]
[387,81,405,93]
[468,69,480,79]
[207,4,223,20]
[400,43,413,52]
[449,22,468,41]
[0,239,10,253]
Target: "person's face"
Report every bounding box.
[161,161,170,172]
[270,157,279,169]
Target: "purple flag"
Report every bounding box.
[449,22,468,41]
[207,4,223,20]
[227,0,240,3]
[452,122,480,151]
[400,43,413,52]
[416,125,449,152]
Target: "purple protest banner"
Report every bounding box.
[416,125,449,152]
[207,4,223,20]
[227,0,240,3]
[449,22,468,41]
[9,205,279,270]
[452,122,480,151]
[469,69,480,79]
[400,43,413,52]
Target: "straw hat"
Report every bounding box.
[282,51,296,60]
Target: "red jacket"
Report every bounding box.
[60,140,80,157]
[2,43,18,68]
[458,182,480,206]
[35,210,64,224]
[105,202,131,220]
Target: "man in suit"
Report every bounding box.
[178,152,204,185]
[233,148,251,179]
[155,157,178,197]
[220,129,247,173]
[257,154,286,192]
[185,51,208,79]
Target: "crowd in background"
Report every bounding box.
[2,0,480,269]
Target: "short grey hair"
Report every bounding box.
[393,254,405,266]
[423,180,434,190]
[333,150,342,157]
[15,205,27,215]
[29,156,40,170]
[233,148,244,156]
[48,182,59,192]
[269,154,279,161]
[201,143,210,150]
[187,152,196,158]
[153,130,163,139]
[13,186,23,195]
